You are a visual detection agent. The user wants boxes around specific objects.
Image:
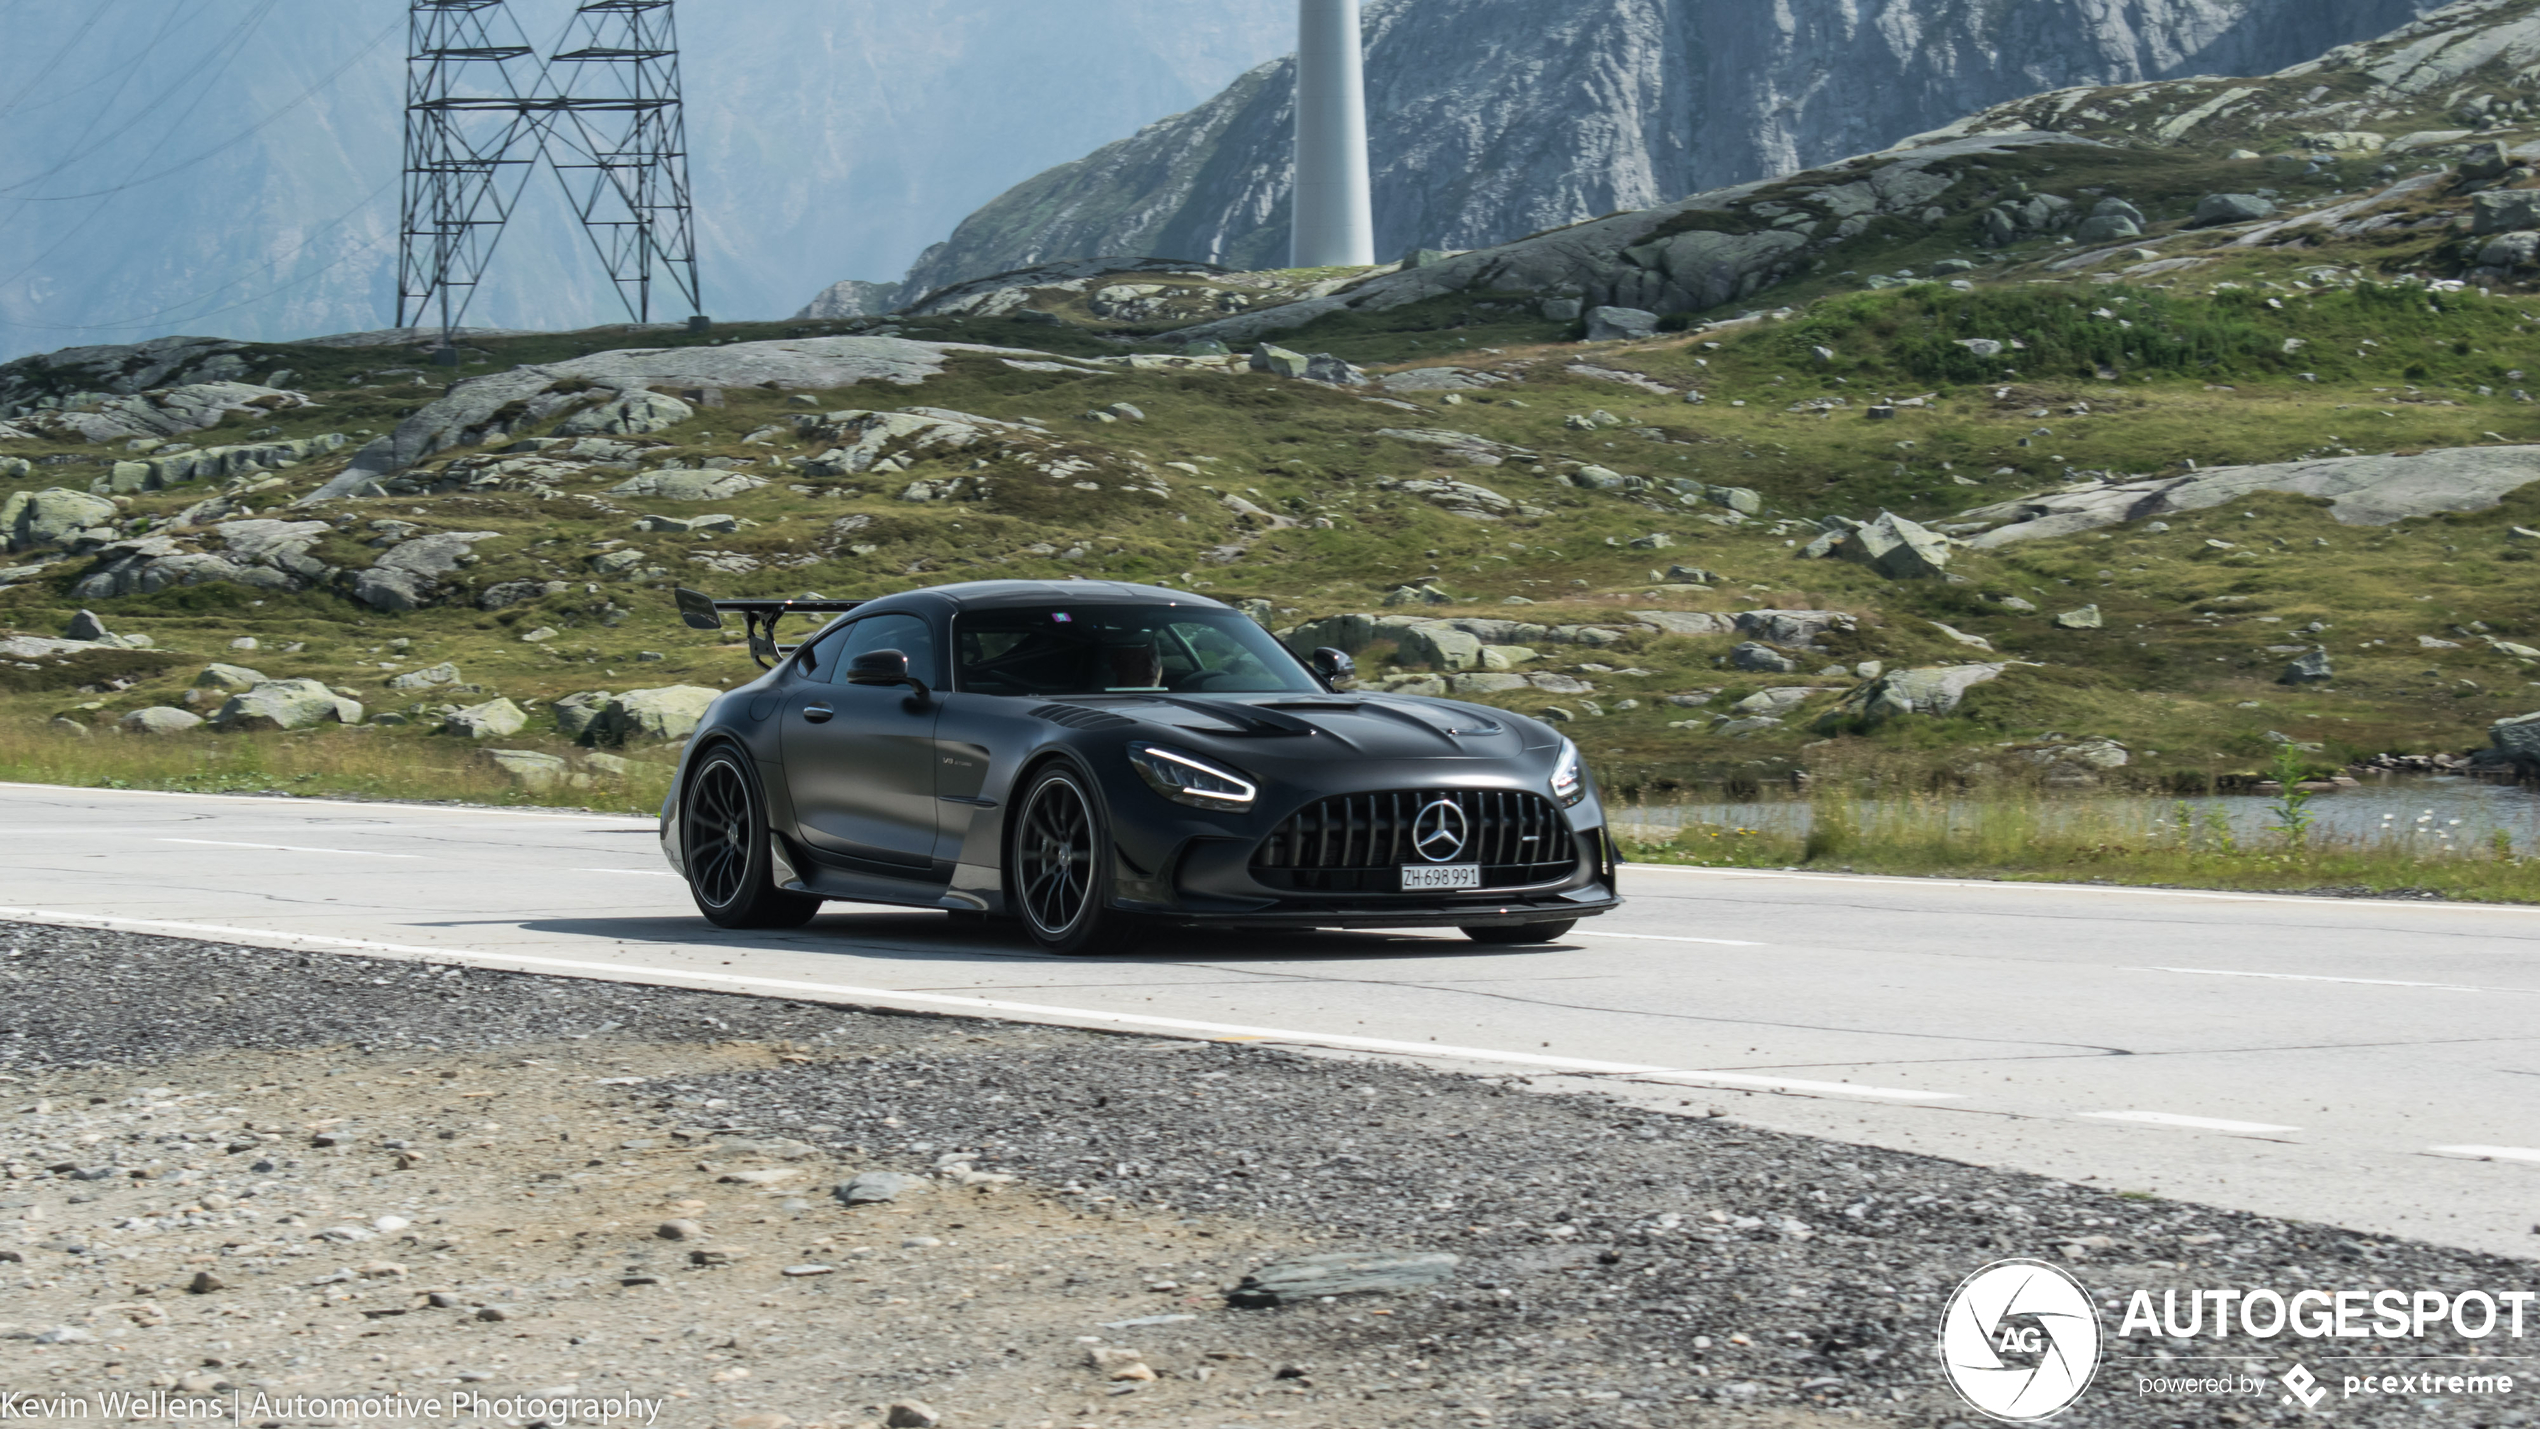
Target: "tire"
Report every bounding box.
[682,746,824,930]
[1461,919,1578,945]
[1009,764,1145,956]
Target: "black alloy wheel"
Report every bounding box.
[1011,765,1142,955]
[683,747,823,930]
[1461,919,1578,945]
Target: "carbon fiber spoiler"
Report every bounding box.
[675,588,864,670]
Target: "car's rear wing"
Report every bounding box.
[675,588,865,670]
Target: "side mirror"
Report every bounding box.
[1309,646,1356,689]
[847,648,930,700]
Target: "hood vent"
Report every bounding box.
[1031,703,1137,731]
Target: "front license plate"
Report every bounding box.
[1401,863,1481,891]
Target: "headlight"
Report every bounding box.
[1550,738,1587,807]
[1128,743,1258,813]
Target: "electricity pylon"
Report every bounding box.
[397,0,704,358]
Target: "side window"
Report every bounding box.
[828,613,937,687]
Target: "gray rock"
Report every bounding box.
[884,1403,942,1429]
[194,663,269,691]
[1637,611,1736,638]
[1836,511,1952,579]
[1737,609,1855,645]
[1962,446,2540,545]
[1710,716,1784,736]
[1836,664,2005,721]
[2091,197,2147,227]
[119,707,204,736]
[2190,193,2277,227]
[1303,354,1370,386]
[483,749,570,789]
[1584,306,1659,342]
[552,691,616,740]
[1729,641,1800,673]
[587,686,721,744]
[212,679,361,732]
[1251,343,1312,379]
[304,337,1014,495]
[2489,710,2540,763]
[2073,213,2143,243]
[444,698,528,739]
[1731,687,1815,717]
[64,610,111,642]
[1955,338,2006,358]
[2477,231,2540,270]
[1,488,117,552]
[388,662,463,691]
[553,389,694,438]
[634,513,745,534]
[2279,650,2334,685]
[1540,297,1583,321]
[607,469,770,502]
[2472,190,2540,235]
[1228,1250,1459,1307]
[835,1171,932,1205]
[793,278,904,320]
[1395,623,1486,671]
[2053,604,2103,629]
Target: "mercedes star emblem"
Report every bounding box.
[1413,798,1470,863]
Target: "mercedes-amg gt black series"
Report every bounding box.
[658,580,1619,953]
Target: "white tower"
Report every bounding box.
[1291,0,1375,268]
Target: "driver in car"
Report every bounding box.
[1100,632,1166,691]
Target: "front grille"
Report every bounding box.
[1251,788,1575,893]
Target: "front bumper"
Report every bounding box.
[1121,820,1621,930]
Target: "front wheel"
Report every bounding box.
[1010,765,1144,956]
[1461,920,1577,945]
[682,747,823,930]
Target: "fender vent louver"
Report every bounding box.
[1031,703,1137,731]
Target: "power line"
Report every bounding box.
[11,18,402,203]
[0,177,399,334]
[0,0,125,126]
[0,0,280,197]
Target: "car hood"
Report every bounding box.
[1046,692,1547,763]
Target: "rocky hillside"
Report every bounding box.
[6,0,2540,805]
[892,0,2445,300]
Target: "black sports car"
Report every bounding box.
[658,580,1619,953]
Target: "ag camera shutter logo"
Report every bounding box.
[1939,1259,2103,1422]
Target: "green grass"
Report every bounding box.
[1618,782,2540,902]
[0,719,669,814]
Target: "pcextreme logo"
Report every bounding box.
[1938,1259,2104,1422]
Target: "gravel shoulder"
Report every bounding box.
[0,922,2531,1429]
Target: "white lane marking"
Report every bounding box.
[577,868,683,878]
[1625,862,2540,915]
[0,905,1963,1106]
[0,780,652,824]
[2145,966,2539,995]
[1617,1069,1962,1102]
[159,839,425,859]
[1574,931,1767,947]
[2426,1145,2540,1164]
[2080,1110,2300,1134]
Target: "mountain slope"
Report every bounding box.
[897,0,2445,300]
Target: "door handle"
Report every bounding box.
[802,704,835,724]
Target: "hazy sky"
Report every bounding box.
[0,0,1294,360]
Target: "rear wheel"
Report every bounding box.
[1010,765,1144,955]
[1461,920,1577,945]
[683,747,823,930]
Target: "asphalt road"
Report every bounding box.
[2,781,2533,1260]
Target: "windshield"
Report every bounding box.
[954,604,1320,697]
